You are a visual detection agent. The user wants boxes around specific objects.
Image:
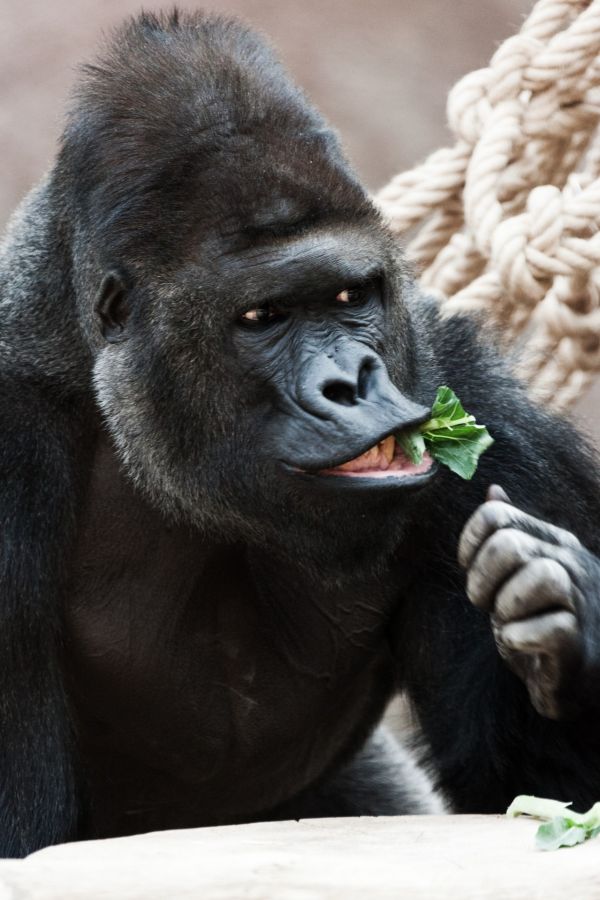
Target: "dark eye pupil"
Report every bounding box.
[256,307,272,321]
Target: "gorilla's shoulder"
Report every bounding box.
[407,292,515,404]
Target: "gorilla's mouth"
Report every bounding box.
[319,435,433,478]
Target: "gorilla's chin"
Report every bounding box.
[224,465,433,581]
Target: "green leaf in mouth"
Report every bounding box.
[396,385,493,480]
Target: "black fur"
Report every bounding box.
[0,11,599,856]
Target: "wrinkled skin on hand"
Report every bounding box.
[459,484,600,720]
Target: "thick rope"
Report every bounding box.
[377,0,600,409]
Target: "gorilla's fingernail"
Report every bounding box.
[487,484,511,503]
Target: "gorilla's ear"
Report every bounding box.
[95,271,131,343]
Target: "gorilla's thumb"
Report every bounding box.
[486,484,511,504]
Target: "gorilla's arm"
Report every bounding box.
[0,380,90,855]
[396,308,600,813]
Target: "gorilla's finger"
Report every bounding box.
[499,610,580,657]
[487,484,511,503]
[493,557,575,623]
[466,529,543,611]
[459,502,528,570]
[458,500,581,571]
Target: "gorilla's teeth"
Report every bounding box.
[337,438,394,472]
[380,436,395,464]
[338,444,378,472]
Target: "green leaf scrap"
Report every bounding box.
[535,818,588,851]
[397,386,493,480]
[507,795,600,851]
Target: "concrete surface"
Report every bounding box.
[0,816,597,899]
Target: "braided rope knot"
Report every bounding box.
[376,0,600,409]
[492,186,565,303]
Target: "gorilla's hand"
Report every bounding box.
[458,484,600,719]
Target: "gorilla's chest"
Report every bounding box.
[64,440,393,835]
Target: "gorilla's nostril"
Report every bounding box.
[322,381,357,407]
[357,360,375,400]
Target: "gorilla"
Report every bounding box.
[1,10,600,857]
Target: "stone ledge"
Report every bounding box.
[0,815,597,899]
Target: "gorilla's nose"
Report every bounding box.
[298,353,368,415]
[320,360,369,408]
[298,350,428,429]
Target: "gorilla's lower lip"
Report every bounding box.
[281,434,436,487]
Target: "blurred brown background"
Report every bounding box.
[2,0,598,426]
[1,0,531,219]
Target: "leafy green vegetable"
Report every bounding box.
[507,795,600,851]
[535,818,589,851]
[397,386,493,480]
[397,430,426,464]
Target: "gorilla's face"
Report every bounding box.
[229,229,434,488]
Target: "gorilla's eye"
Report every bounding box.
[335,287,370,305]
[239,305,283,325]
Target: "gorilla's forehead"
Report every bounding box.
[194,126,365,209]
[213,188,319,242]
[248,197,309,233]
[218,227,387,293]
[180,222,389,305]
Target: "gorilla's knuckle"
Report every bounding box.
[466,574,484,608]
[459,510,489,568]
[556,527,582,550]
[486,527,528,563]
[551,610,579,639]
[528,557,571,592]
[478,502,505,533]
[487,500,514,524]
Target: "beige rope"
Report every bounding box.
[377,0,600,409]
